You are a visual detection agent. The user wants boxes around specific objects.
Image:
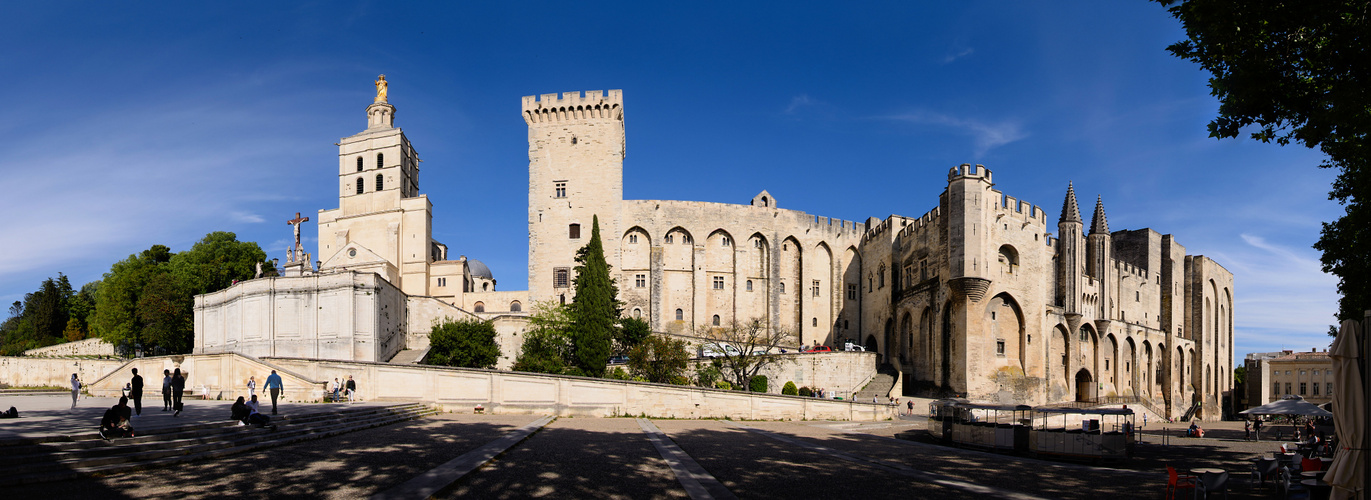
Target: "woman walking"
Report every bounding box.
[171,368,186,416]
[162,369,173,411]
[70,373,81,409]
[246,376,257,399]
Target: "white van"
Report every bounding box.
[700,343,742,358]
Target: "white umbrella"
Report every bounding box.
[1239,395,1334,417]
[1325,319,1364,500]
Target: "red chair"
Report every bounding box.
[1167,466,1198,500]
[1301,457,1322,472]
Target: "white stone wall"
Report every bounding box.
[194,272,407,363]
[0,356,126,388]
[21,338,116,357]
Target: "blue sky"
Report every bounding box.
[0,2,1341,358]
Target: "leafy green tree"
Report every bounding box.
[694,361,722,388]
[512,301,575,374]
[1155,0,1371,321]
[63,318,85,342]
[616,317,652,355]
[569,215,620,377]
[427,318,502,369]
[138,271,192,353]
[627,334,690,384]
[170,231,269,296]
[92,248,163,351]
[782,381,798,396]
[697,317,794,390]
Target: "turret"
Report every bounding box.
[1056,182,1083,313]
[1087,195,1112,319]
[945,163,993,302]
[525,90,626,303]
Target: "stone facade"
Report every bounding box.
[21,338,115,357]
[1245,349,1335,409]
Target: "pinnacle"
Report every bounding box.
[1060,182,1082,224]
[1090,195,1109,235]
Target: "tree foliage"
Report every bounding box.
[569,215,621,377]
[616,316,652,355]
[427,318,502,369]
[697,317,794,390]
[0,274,83,355]
[627,334,690,384]
[512,301,576,374]
[1155,0,1371,320]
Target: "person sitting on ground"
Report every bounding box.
[0,406,17,419]
[230,396,250,424]
[245,395,272,428]
[100,397,135,441]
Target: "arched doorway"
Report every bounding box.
[1075,369,1094,402]
[865,334,879,353]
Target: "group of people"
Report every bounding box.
[327,375,358,403]
[229,394,275,430]
[1243,417,1266,441]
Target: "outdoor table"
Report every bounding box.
[1302,470,1328,479]
[1190,467,1224,475]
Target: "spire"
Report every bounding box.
[1060,182,1082,224]
[1090,195,1109,235]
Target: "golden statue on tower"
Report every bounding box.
[374,74,388,103]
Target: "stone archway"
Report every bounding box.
[1076,369,1094,402]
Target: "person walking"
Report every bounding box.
[265,370,283,415]
[129,368,144,417]
[246,376,257,399]
[1254,418,1264,441]
[70,374,81,409]
[1244,419,1252,441]
[161,369,173,411]
[907,399,914,416]
[330,378,340,402]
[344,375,357,402]
[171,368,186,416]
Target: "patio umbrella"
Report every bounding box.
[1325,319,1364,500]
[1239,395,1334,418]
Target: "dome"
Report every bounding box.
[467,259,493,279]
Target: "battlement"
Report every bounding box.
[947,163,993,183]
[897,206,943,239]
[1113,260,1150,281]
[522,90,624,125]
[995,193,1047,225]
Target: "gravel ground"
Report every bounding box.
[1,412,539,499]
[652,419,959,500]
[442,416,686,500]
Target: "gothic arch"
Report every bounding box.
[986,292,1025,371]
[810,242,834,345]
[779,236,803,336]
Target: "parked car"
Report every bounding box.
[803,345,832,353]
[608,355,630,365]
[843,342,865,352]
[699,343,742,358]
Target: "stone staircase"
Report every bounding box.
[0,403,437,486]
[854,364,899,402]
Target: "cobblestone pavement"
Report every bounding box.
[0,401,1317,499]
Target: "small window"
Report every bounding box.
[1300,382,1307,395]
[675,308,684,321]
[356,157,363,171]
[473,302,485,313]
[376,153,384,168]
[721,236,731,246]
[635,274,646,288]
[632,308,641,318]
[847,284,856,300]
[437,277,446,287]
[878,265,885,288]
[712,315,720,326]
[1136,291,1140,301]
[868,275,873,293]
[356,177,365,194]
[482,283,489,291]
[753,239,762,248]
[843,319,849,329]
[812,317,817,327]
[510,301,522,312]
[570,136,578,145]
[1273,382,1280,395]
[745,280,753,292]
[996,339,1006,356]
[1027,334,1031,344]
[665,234,674,244]
[1105,359,1109,370]
[555,182,567,198]
[812,280,820,297]
[569,224,581,239]
[712,276,724,290]
[1286,383,1292,394]
[554,268,570,288]
[629,234,638,244]
[1313,383,1320,395]
[684,235,692,244]
[779,282,785,294]
[376,173,383,191]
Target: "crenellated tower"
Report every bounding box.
[945,163,994,302]
[1056,183,1083,315]
[525,90,626,303]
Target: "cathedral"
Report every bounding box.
[196,81,1234,420]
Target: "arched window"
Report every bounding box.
[761,196,769,207]
[376,174,383,191]
[746,280,753,292]
[482,282,489,291]
[510,301,522,312]
[356,157,363,172]
[473,302,485,313]
[675,308,684,321]
[376,153,384,169]
[779,282,786,294]
[997,245,1018,274]
[632,308,641,318]
[712,315,720,326]
[356,177,364,194]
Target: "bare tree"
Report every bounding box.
[696,317,794,390]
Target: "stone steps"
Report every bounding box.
[0,403,436,486]
[854,364,899,402]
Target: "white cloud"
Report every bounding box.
[885,111,1027,157]
[943,46,974,64]
[784,94,814,114]
[230,211,266,224]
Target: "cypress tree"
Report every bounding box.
[570,215,620,377]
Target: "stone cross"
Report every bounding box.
[287,212,310,263]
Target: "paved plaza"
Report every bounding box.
[0,394,1315,498]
